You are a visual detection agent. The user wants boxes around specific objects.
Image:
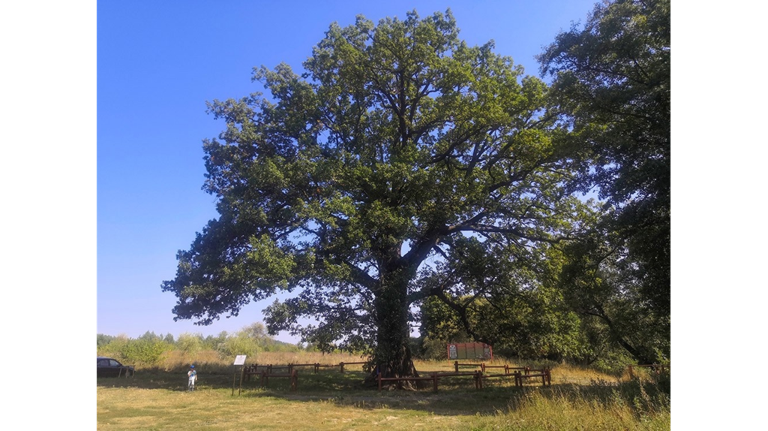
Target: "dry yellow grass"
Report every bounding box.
[159,350,224,370]
[152,350,369,372]
[98,356,669,430]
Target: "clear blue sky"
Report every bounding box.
[97,0,602,343]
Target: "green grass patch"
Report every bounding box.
[98,363,669,430]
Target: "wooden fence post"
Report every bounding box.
[455,361,459,372]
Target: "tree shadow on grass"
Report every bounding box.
[97,368,669,418]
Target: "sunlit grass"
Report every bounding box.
[98,357,669,430]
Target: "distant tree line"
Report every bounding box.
[97,323,304,366]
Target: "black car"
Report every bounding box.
[97,356,134,377]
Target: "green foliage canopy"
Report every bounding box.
[539,0,670,363]
[162,10,587,376]
[98,336,173,366]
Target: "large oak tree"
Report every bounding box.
[162,11,585,382]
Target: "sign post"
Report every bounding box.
[232,355,247,396]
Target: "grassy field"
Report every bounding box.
[97,353,670,430]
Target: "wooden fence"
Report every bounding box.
[378,370,483,392]
[259,370,298,391]
[377,364,553,391]
[244,361,368,381]
[244,361,552,392]
[512,368,551,387]
[453,362,540,376]
[454,361,484,372]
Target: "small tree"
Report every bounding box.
[97,334,116,348]
[176,333,203,355]
[123,339,172,366]
[242,322,268,341]
[99,335,171,366]
[217,332,260,359]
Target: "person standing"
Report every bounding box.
[187,365,197,391]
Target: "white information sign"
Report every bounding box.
[233,355,247,366]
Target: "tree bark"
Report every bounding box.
[365,267,422,388]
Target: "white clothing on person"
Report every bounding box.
[188,369,197,390]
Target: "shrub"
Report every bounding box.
[217,332,260,359]
[176,333,204,355]
[98,336,173,366]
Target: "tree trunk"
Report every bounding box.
[365,268,421,388]
[596,309,660,365]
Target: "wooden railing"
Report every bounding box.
[244,361,368,380]
[378,370,483,392]
[245,361,553,392]
[512,368,551,387]
[454,361,484,372]
[259,370,298,391]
